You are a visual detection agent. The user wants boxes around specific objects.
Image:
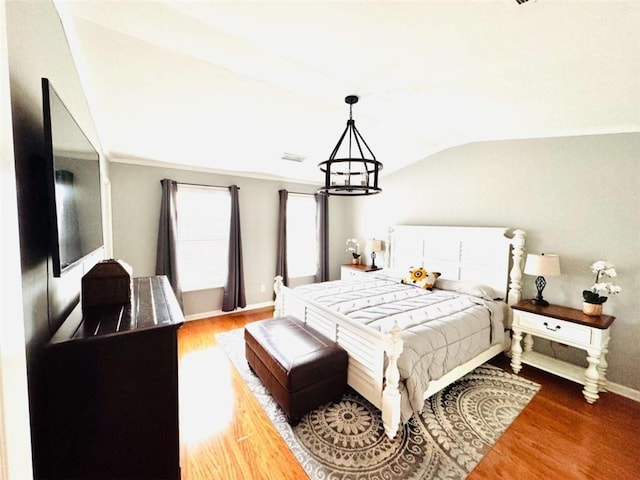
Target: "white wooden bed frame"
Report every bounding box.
[273,225,526,439]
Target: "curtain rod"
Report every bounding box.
[162,180,239,190]
[280,189,319,196]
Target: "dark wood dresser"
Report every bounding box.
[44,276,183,479]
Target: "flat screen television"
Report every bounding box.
[42,78,104,277]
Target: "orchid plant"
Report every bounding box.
[345,238,361,260]
[582,260,622,305]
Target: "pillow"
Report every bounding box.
[375,268,405,283]
[401,267,441,290]
[434,278,498,300]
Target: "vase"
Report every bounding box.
[582,302,603,316]
[351,258,359,265]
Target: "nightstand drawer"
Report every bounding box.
[341,267,363,280]
[340,265,380,280]
[517,312,591,345]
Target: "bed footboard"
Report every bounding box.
[274,276,404,438]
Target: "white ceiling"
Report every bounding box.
[57,0,640,184]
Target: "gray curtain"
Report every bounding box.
[222,185,246,312]
[276,189,289,287]
[315,192,329,282]
[155,179,183,308]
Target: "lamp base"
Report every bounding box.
[530,297,549,307]
[371,251,377,269]
[530,276,549,307]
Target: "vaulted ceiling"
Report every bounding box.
[57,0,640,184]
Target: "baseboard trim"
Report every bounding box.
[607,381,640,402]
[184,301,274,322]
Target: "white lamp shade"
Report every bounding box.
[369,239,384,252]
[524,254,561,277]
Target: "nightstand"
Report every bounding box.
[340,264,381,280]
[510,300,615,404]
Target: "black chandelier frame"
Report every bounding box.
[317,95,383,196]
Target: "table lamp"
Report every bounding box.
[524,253,561,307]
[369,239,384,269]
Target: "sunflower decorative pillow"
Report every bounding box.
[401,267,441,290]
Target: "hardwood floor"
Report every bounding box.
[178,308,640,480]
[178,307,307,480]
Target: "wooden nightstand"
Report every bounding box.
[510,300,615,404]
[340,264,381,280]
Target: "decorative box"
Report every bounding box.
[82,259,133,310]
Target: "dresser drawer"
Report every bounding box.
[516,311,592,345]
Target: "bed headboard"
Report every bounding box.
[386,225,525,304]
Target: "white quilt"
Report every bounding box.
[293,276,505,420]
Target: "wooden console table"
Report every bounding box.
[510,300,615,404]
[44,276,183,479]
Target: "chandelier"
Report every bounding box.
[318,95,382,196]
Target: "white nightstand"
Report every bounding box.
[340,264,381,280]
[510,300,615,404]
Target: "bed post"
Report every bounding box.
[273,276,284,317]
[382,324,403,439]
[507,229,526,307]
[385,227,393,269]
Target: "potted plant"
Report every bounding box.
[582,260,621,315]
[345,238,361,265]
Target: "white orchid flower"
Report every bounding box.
[345,238,360,254]
[592,282,622,295]
[590,260,614,272]
[608,285,622,295]
[584,261,622,304]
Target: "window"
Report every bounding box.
[286,194,318,278]
[175,184,230,291]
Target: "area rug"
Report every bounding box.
[215,328,540,479]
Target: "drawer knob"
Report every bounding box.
[543,322,561,332]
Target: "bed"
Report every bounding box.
[273,225,526,438]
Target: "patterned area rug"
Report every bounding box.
[215,328,539,479]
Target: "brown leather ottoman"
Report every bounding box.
[244,316,348,424]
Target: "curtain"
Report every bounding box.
[275,189,289,287]
[315,192,329,282]
[155,179,183,308]
[222,185,246,312]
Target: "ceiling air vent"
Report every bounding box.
[281,152,307,163]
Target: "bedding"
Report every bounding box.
[292,274,505,420]
[434,278,499,301]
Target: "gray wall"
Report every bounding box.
[109,162,353,317]
[352,133,640,391]
[5,1,107,475]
